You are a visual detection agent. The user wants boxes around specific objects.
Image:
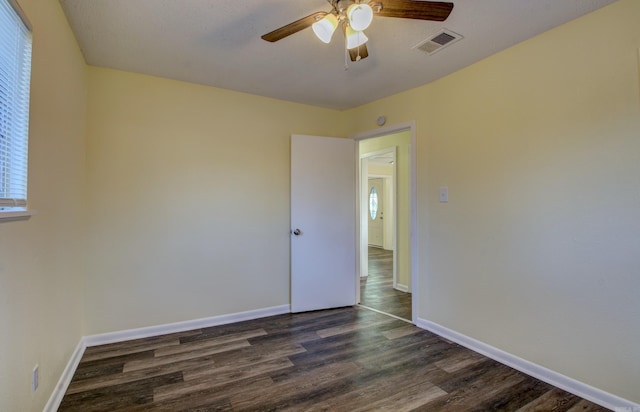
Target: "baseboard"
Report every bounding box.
[45,304,290,410]
[43,339,87,412]
[416,318,639,411]
[394,283,409,293]
[84,304,291,347]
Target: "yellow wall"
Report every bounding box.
[346,0,640,402]
[2,0,639,409]
[367,163,393,176]
[84,67,349,334]
[360,131,412,288]
[0,0,87,410]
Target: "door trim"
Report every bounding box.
[352,121,417,324]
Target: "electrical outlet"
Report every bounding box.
[32,365,38,393]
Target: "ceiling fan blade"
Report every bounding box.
[372,0,454,21]
[261,11,327,42]
[348,44,369,62]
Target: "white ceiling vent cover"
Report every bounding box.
[414,29,463,55]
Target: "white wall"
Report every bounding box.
[0,0,87,410]
[84,67,349,334]
[346,0,640,402]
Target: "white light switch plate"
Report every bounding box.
[439,187,448,203]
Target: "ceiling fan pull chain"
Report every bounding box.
[344,33,350,70]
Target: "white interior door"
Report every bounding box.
[367,178,384,247]
[291,134,356,313]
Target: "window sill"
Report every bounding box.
[0,209,36,222]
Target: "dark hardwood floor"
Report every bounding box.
[59,307,609,411]
[360,246,412,321]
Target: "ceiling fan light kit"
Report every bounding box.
[312,13,339,43]
[312,1,373,48]
[346,3,374,31]
[345,25,369,49]
[261,0,454,63]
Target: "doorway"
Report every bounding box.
[368,177,385,248]
[355,125,415,322]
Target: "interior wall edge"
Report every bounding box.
[42,340,87,412]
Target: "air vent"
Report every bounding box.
[414,29,463,55]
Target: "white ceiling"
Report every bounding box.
[59,0,618,110]
[368,152,395,167]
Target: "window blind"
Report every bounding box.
[0,0,31,209]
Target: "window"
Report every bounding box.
[0,0,32,215]
[369,186,378,220]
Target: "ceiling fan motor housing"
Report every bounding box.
[334,0,356,15]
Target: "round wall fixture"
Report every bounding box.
[377,116,386,126]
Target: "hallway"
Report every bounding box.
[360,247,412,321]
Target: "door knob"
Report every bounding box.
[292,229,301,236]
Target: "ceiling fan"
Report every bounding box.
[261,0,454,63]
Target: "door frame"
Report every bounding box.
[352,121,417,324]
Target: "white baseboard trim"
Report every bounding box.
[416,318,639,411]
[394,283,409,293]
[84,304,291,347]
[45,304,291,411]
[44,339,87,412]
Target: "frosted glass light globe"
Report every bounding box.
[312,14,339,44]
[347,3,373,32]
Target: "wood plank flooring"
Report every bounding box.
[360,246,412,321]
[59,307,609,411]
